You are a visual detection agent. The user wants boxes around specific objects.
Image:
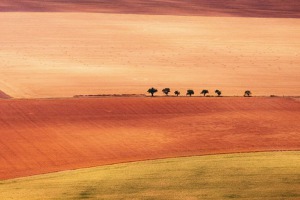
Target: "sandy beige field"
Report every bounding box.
[0,13,299,98]
[0,97,299,180]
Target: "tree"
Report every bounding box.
[147,87,158,97]
[201,89,209,96]
[215,90,222,97]
[186,90,194,96]
[162,88,171,96]
[174,90,180,96]
[244,90,252,97]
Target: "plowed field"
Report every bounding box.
[0,97,299,180]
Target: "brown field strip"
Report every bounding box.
[0,97,299,180]
[1,0,300,18]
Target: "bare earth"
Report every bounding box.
[0,97,299,180]
[0,13,299,98]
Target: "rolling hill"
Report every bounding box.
[0,97,299,180]
[0,13,299,98]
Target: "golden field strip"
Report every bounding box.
[0,152,299,200]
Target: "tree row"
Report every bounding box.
[147,88,252,97]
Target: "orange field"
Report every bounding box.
[0,97,299,180]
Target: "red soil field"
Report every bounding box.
[0,97,299,180]
[1,0,300,18]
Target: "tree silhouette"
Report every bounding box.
[186,90,194,97]
[215,90,222,97]
[147,87,158,97]
[174,90,180,96]
[201,90,209,96]
[162,88,171,96]
[244,90,252,97]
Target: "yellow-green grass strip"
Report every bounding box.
[0,151,299,200]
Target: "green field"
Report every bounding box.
[0,152,299,200]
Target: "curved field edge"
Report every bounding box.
[0,151,299,200]
[0,97,299,180]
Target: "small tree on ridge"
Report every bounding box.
[147,87,158,97]
[244,90,252,97]
[162,88,171,96]
[201,90,209,97]
[186,90,194,97]
[174,90,180,96]
[215,90,222,97]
